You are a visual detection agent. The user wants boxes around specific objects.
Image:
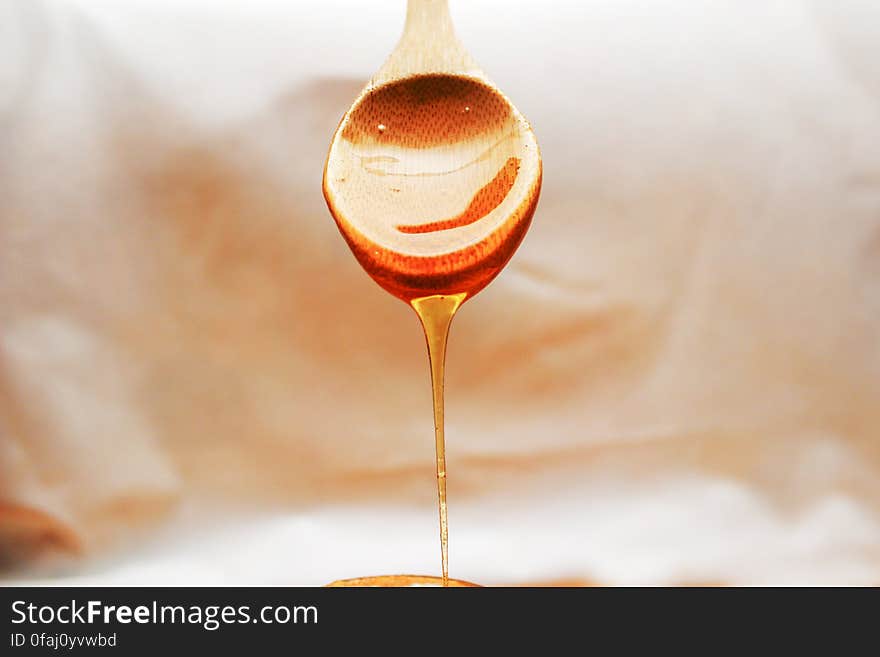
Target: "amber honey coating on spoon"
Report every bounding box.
[324,74,541,302]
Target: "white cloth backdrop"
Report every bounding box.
[1,0,879,585]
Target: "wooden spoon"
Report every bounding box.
[321,0,541,588]
[323,0,542,303]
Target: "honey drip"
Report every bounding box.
[411,292,466,586]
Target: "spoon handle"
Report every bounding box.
[403,0,456,41]
[373,0,482,85]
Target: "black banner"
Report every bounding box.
[0,586,869,652]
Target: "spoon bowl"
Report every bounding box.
[323,0,541,302]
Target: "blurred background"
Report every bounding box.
[1,0,879,585]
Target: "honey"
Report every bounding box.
[322,9,540,588]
